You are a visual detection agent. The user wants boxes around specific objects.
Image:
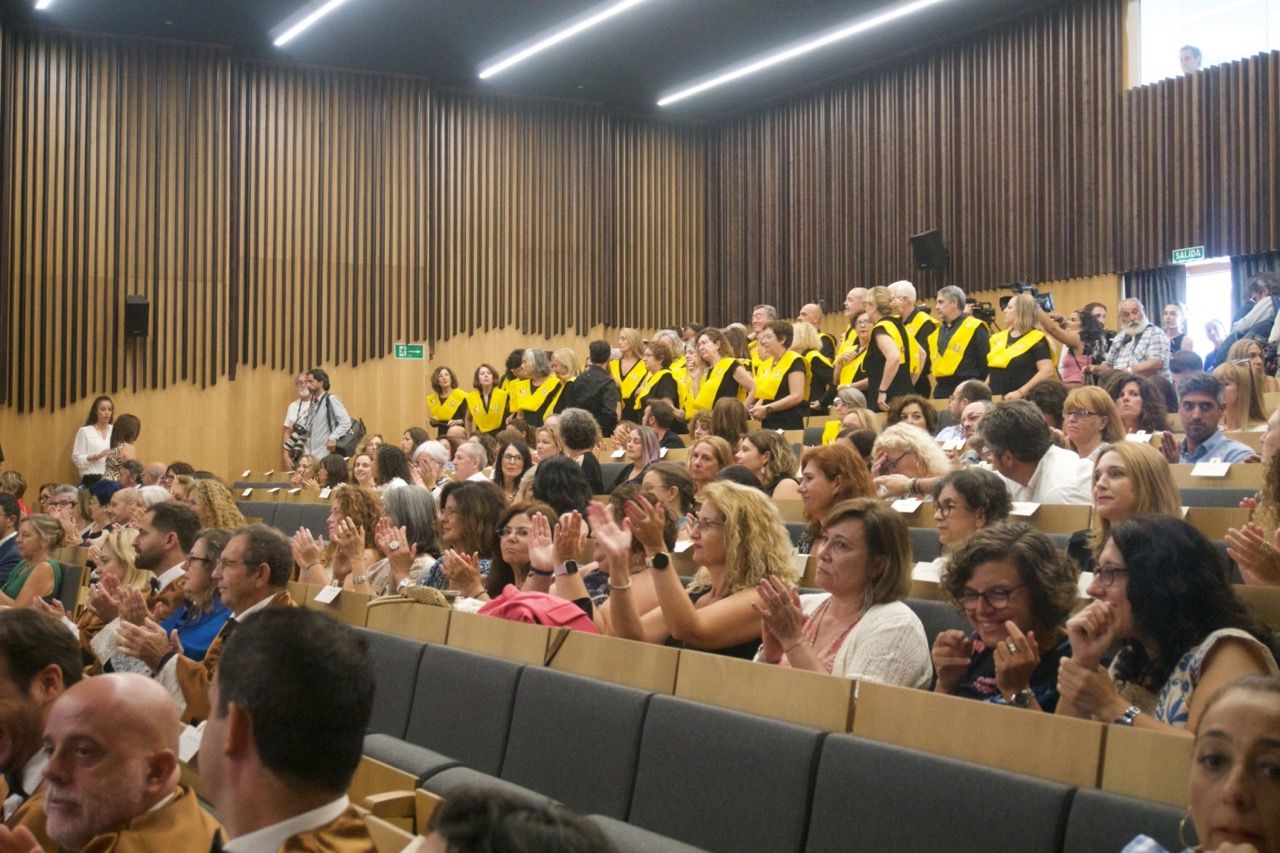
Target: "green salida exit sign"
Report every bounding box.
[1171,245,1205,263]
[394,343,425,360]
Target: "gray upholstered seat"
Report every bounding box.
[236,501,278,526]
[805,735,1072,853]
[362,733,460,784]
[1062,788,1185,853]
[500,666,652,819]
[355,628,426,739]
[627,695,823,853]
[910,526,942,562]
[420,765,556,806]
[904,597,970,648]
[404,645,524,776]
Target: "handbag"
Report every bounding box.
[324,395,366,458]
[478,585,599,634]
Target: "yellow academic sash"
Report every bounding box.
[426,389,467,424]
[987,329,1047,370]
[873,318,916,374]
[633,368,674,411]
[801,349,832,399]
[610,358,647,402]
[690,357,742,413]
[668,359,687,383]
[905,310,935,339]
[928,316,984,378]
[822,419,841,445]
[748,339,764,369]
[834,325,861,385]
[754,350,802,401]
[466,388,508,433]
[505,378,531,412]
[518,375,562,417]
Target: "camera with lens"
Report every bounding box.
[969,302,997,323]
[1005,281,1054,313]
[283,422,309,464]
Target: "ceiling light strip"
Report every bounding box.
[479,0,652,79]
[34,0,55,9]
[657,0,948,106]
[274,0,356,47]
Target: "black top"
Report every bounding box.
[807,355,834,408]
[988,335,1052,396]
[664,588,760,660]
[579,452,605,495]
[636,373,679,415]
[558,365,619,436]
[761,357,807,430]
[932,318,992,399]
[658,431,686,450]
[865,317,917,411]
[954,634,1072,712]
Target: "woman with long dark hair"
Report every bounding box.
[72,395,114,487]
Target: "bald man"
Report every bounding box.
[832,287,869,385]
[40,674,220,851]
[105,488,144,528]
[797,303,836,359]
[139,463,167,488]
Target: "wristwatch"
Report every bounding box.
[553,560,579,577]
[646,552,671,571]
[1113,705,1143,726]
[528,567,554,578]
[396,578,414,593]
[1007,689,1034,708]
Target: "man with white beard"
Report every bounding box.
[1090,298,1170,381]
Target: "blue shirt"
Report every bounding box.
[160,598,232,663]
[1179,429,1256,464]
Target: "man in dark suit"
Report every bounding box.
[558,339,620,437]
[0,495,21,588]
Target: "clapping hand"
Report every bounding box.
[622,496,666,555]
[87,573,124,622]
[1065,600,1116,668]
[1057,656,1122,720]
[118,585,150,625]
[290,528,326,569]
[752,575,804,662]
[931,629,974,695]
[1225,522,1280,586]
[586,502,631,562]
[334,518,365,560]
[117,618,183,672]
[441,549,484,598]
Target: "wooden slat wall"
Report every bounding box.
[0,29,230,411]
[0,26,705,412]
[706,0,1123,322]
[1121,48,1280,269]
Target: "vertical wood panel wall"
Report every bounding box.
[706,0,1123,322]
[0,25,706,412]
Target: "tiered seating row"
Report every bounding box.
[355,624,1186,853]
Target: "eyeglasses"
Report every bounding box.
[187,555,214,567]
[46,500,77,508]
[215,557,248,570]
[687,514,726,533]
[1093,564,1129,587]
[501,454,524,463]
[933,500,968,520]
[960,583,1026,610]
[498,526,530,539]
[878,452,914,474]
[1064,410,1101,420]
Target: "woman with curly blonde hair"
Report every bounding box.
[293,484,384,586]
[595,480,797,659]
[185,480,246,530]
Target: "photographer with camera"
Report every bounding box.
[927,286,990,399]
[1088,298,1171,382]
[291,368,357,461]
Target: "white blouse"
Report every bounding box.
[71,424,113,476]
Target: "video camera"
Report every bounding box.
[1004,281,1054,314]
[969,302,997,322]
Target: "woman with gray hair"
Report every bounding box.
[349,485,441,596]
[512,349,562,428]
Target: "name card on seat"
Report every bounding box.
[1124,432,1151,443]
[1010,501,1040,517]
[1190,460,1230,478]
[314,584,341,604]
[891,498,923,513]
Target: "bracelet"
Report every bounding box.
[782,637,805,654]
[608,580,632,590]
[528,567,553,578]
[907,478,918,496]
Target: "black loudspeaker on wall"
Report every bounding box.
[124,295,149,338]
[909,229,950,271]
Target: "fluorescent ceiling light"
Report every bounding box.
[658,0,949,107]
[479,0,653,80]
[273,0,357,47]
[34,0,55,9]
